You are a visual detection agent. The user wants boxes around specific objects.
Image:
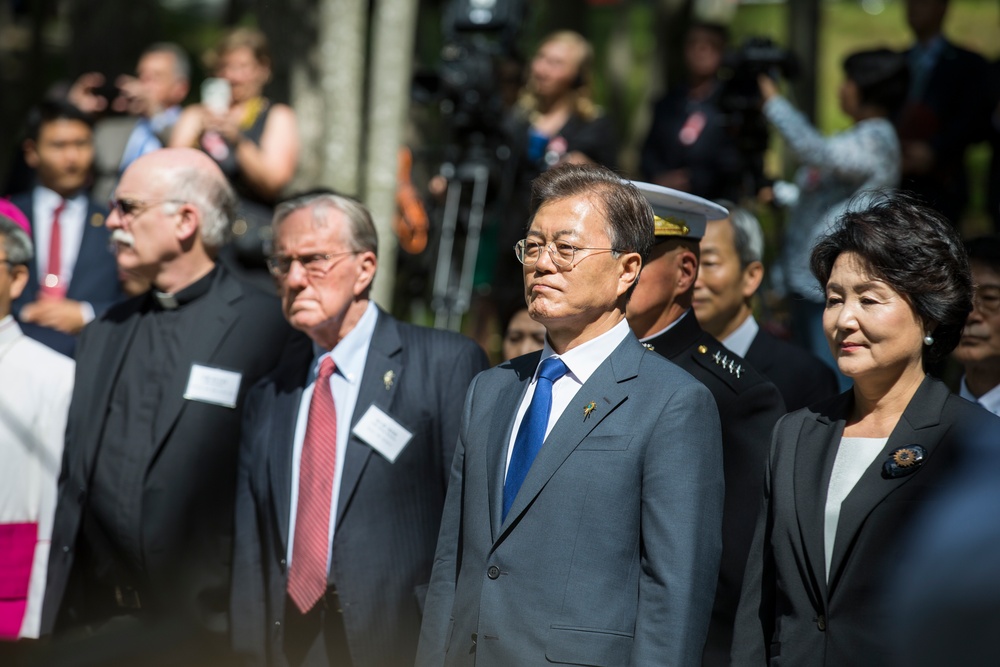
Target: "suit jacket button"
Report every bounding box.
[487,565,500,580]
[274,621,281,628]
[280,558,287,567]
[816,614,826,631]
[62,545,71,554]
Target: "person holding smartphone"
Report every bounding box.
[171,27,299,286]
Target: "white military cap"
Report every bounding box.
[629,181,729,241]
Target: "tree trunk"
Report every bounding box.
[363,0,419,309]
[318,0,368,196]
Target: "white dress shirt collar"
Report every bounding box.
[313,301,379,384]
[959,375,1000,418]
[721,314,759,358]
[536,317,631,386]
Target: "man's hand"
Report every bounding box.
[21,299,87,335]
[67,72,111,114]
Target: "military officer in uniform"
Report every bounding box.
[626,182,785,667]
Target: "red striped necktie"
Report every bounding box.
[41,199,67,298]
[287,356,338,613]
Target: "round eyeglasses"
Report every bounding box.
[514,239,621,268]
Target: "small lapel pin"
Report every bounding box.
[383,370,395,390]
[882,444,926,479]
[583,401,597,420]
[642,343,655,351]
[91,212,105,227]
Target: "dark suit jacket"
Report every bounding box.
[41,266,306,643]
[897,39,990,223]
[9,191,122,357]
[644,311,785,667]
[745,329,839,413]
[731,376,993,666]
[417,332,725,667]
[230,309,488,667]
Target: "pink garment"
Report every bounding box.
[0,522,38,639]
[0,199,31,234]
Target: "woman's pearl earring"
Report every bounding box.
[923,334,934,346]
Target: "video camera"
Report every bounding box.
[717,37,799,190]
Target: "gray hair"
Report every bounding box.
[714,199,764,267]
[161,165,236,251]
[142,42,191,82]
[273,192,378,257]
[0,215,33,266]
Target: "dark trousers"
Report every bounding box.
[283,590,353,667]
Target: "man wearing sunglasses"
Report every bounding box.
[10,100,123,357]
[231,191,488,667]
[38,147,305,663]
[418,164,724,666]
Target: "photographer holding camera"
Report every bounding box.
[760,48,909,388]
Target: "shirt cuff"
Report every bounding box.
[80,301,95,325]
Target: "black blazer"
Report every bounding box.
[731,375,1000,666]
[230,310,488,667]
[9,191,122,357]
[745,329,840,413]
[644,311,785,666]
[41,266,307,641]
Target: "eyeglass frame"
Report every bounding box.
[973,284,1000,315]
[266,250,360,278]
[108,198,188,219]
[513,238,624,268]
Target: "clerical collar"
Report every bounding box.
[153,265,218,310]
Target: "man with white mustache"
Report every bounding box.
[954,236,1000,417]
[38,147,306,664]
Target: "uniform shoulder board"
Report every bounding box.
[690,341,754,392]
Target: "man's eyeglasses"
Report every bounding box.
[108,198,186,218]
[514,239,621,268]
[266,251,359,278]
[973,286,1000,315]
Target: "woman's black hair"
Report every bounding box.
[811,191,973,365]
[843,48,910,118]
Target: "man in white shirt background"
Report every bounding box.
[69,43,191,202]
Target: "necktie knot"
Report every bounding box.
[317,355,336,381]
[537,357,568,384]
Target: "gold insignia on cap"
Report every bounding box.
[697,345,708,354]
[653,214,691,238]
[91,213,105,227]
[383,370,395,390]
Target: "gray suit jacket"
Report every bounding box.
[230,309,488,667]
[417,332,725,667]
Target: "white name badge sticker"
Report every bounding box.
[351,405,413,463]
[183,364,243,408]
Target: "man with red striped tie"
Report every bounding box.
[231,191,488,667]
[10,100,123,357]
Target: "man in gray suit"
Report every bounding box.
[230,192,488,667]
[417,164,725,666]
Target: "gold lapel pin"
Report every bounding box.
[583,401,597,420]
[383,370,395,390]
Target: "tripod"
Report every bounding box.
[430,154,492,331]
